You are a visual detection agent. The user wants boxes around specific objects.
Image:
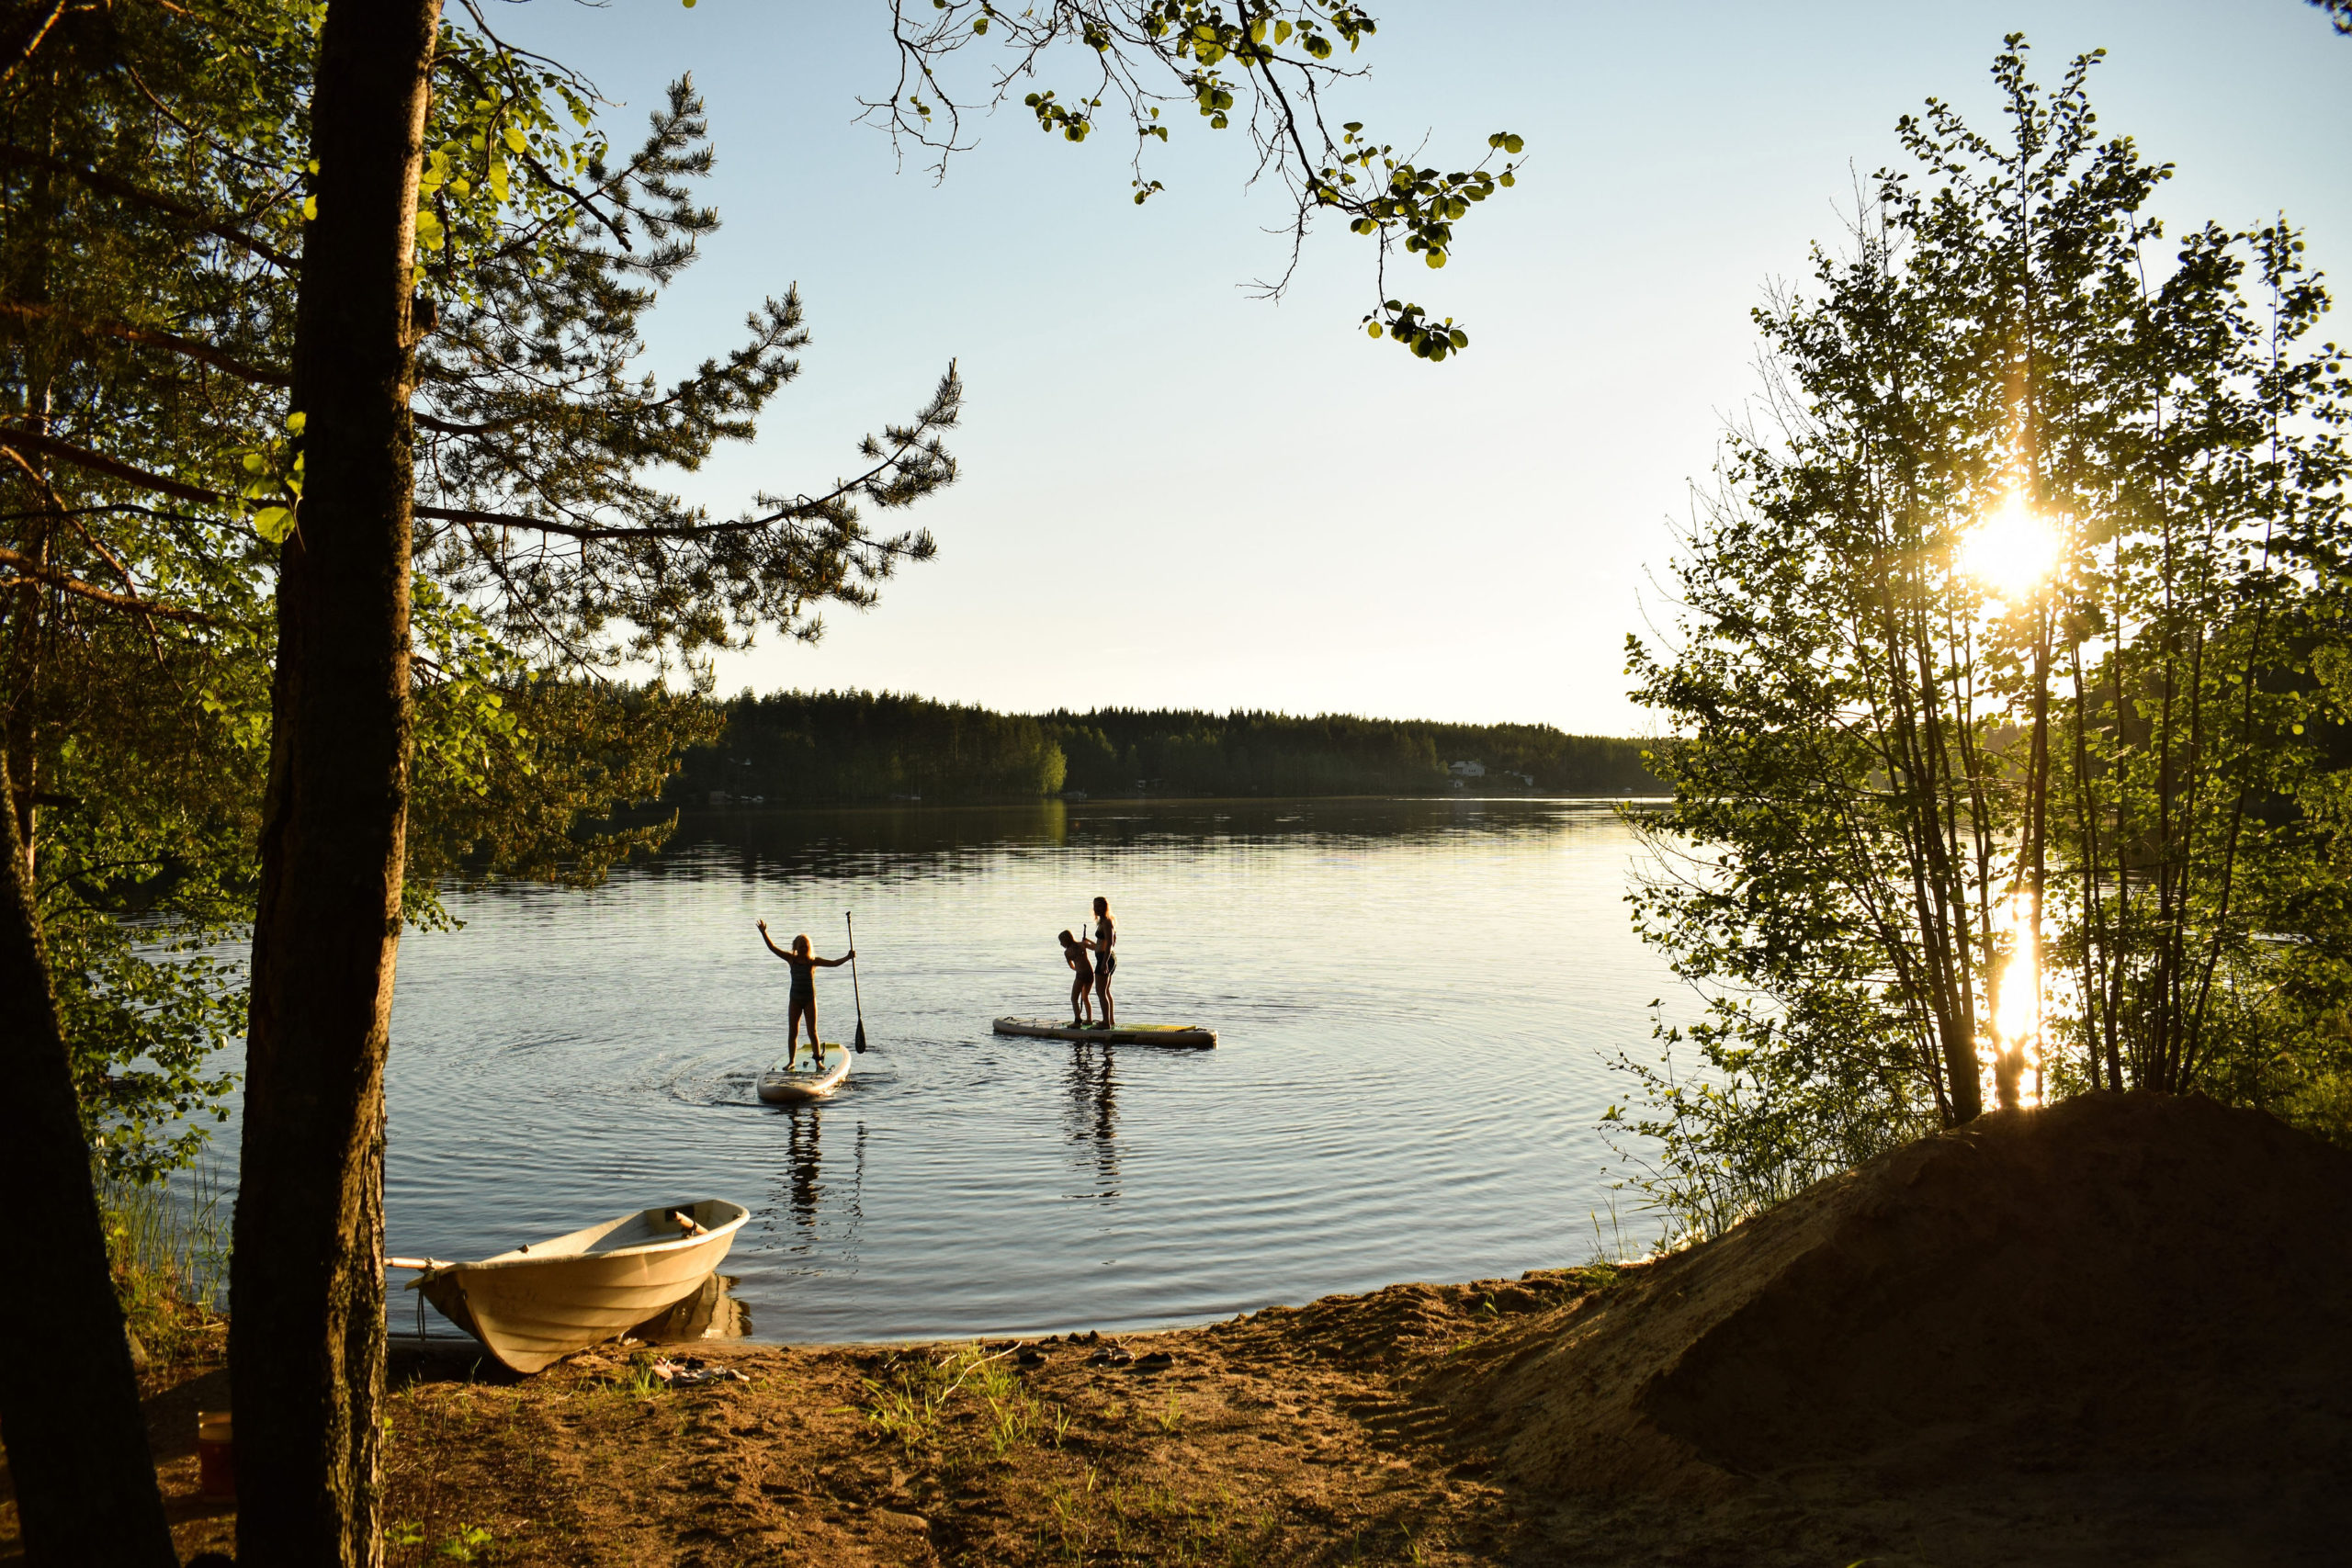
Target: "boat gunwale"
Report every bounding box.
[412,1201,750,1280]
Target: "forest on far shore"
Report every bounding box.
[667,691,1661,807]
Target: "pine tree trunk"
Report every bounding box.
[230,3,439,1562]
[0,743,178,1565]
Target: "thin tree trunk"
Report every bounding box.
[0,742,179,1565]
[2,526,41,863]
[230,3,439,1563]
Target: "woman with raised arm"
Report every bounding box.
[757,920,854,1068]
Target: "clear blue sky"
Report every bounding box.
[490,1,2349,734]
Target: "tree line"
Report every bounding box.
[1046,707,1658,796]
[669,691,1661,805]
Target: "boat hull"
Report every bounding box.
[413,1200,746,1374]
[993,1016,1217,1047]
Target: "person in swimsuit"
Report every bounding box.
[756,920,854,1067]
[1058,929,1095,1027]
[1082,896,1116,1028]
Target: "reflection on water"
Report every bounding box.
[371,796,1672,1341]
[1064,1042,1120,1202]
[783,1110,823,1232]
[634,1271,752,1344]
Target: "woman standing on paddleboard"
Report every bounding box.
[1087,896,1117,1028]
[756,920,853,1067]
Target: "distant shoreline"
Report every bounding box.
[668,691,1665,809]
[672,792,1672,815]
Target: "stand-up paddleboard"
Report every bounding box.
[994,1017,1217,1048]
[758,1043,852,1103]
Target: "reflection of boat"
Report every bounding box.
[630,1271,751,1343]
[759,1043,852,1102]
[391,1200,748,1373]
[996,1017,1216,1047]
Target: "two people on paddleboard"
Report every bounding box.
[1057,896,1117,1029]
[755,920,854,1068]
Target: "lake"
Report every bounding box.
[378,796,1673,1343]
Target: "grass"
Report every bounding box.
[1586,1193,1673,1266]
[606,1350,671,1401]
[1036,1468,1280,1567]
[97,1160,230,1362]
[862,1341,1072,1462]
[384,1519,495,1565]
[863,1344,979,1451]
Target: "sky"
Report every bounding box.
[481,1,2351,735]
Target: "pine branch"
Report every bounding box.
[0,0,69,90]
[0,546,212,622]
[0,299,290,386]
[0,426,226,504]
[0,142,299,270]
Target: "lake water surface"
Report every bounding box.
[380,796,1671,1343]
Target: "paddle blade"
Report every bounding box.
[854,1019,869,1054]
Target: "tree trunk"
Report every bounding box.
[230,4,438,1563]
[0,742,178,1565]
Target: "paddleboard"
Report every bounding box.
[757,1043,852,1103]
[993,1017,1217,1048]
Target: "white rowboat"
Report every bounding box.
[758,1043,852,1103]
[993,1017,1217,1047]
[391,1199,747,1374]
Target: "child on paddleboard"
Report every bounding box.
[1058,929,1095,1027]
[756,920,854,1068]
[1083,896,1116,1028]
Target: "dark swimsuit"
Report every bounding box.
[786,954,816,1007]
[1067,946,1093,984]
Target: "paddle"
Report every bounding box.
[846,910,868,1053]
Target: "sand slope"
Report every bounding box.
[1431,1091,2352,1562]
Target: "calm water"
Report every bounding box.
[377,796,1669,1343]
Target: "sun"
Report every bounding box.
[1962,491,2064,602]
[1992,892,2041,1050]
